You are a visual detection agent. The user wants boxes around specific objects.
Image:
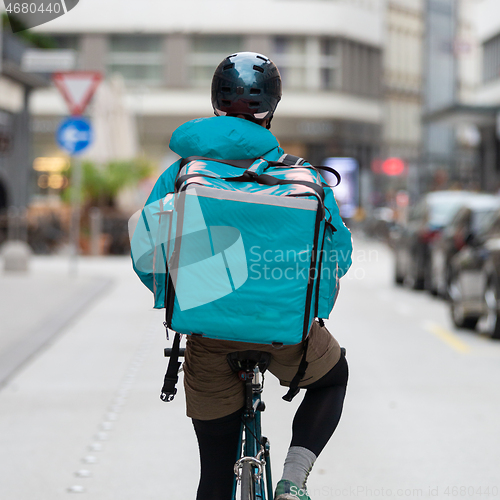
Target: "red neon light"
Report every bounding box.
[381,157,406,176]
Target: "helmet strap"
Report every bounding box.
[213,111,273,130]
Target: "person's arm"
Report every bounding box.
[323,187,353,278]
[131,160,181,292]
[300,159,353,278]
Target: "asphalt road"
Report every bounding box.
[0,236,499,499]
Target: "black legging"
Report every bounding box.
[192,352,349,500]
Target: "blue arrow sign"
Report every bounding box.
[56,117,93,155]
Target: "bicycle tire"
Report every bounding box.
[240,462,255,500]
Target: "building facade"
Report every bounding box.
[473,0,500,191]
[0,26,47,214]
[29,0,385,208]
[379,0,424,206]
[383,0,424,162]
[423,0,490,192]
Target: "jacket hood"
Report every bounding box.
[169,116,279,160]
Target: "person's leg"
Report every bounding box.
[279,352,349,492]
[192,408,242,500]
[184,337,270,499]
[291,350,349,454]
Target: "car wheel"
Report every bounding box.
[394,263,404,285]
[449,274,479,330]
[406,253,424,290]
[412,265,425,291]
[443,266,453,300]
[393,248,405,285]
[425,264,438,295]
[480,277,500,340]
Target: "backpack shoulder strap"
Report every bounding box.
[276,154,341,187]
[179,156,258,170]
[278,154,307,166]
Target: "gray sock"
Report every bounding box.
[281,446,317,489]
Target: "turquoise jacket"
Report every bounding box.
[131,116,353,308]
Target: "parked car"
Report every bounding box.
[429,194,500,297]
[392,191,480,290]
[364,207,396,241]
[448,208,500,338]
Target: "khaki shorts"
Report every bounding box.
[183,320,342,420]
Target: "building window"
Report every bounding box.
[107,35,164,86]
[340,40,381,98]
[0,110,13,157]
[52,35,80,51]
[272,37,307,89]
[189,36,244,87]
[320,38,341,90]
[483,34,500,83]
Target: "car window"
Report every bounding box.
[409,201,424,222]
[450,208,469,230]
[481,210,500,236]
[427,199,467,227]
[472,209,496,234]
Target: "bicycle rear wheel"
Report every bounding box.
[240,461,255,500]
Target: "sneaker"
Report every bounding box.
[274,479,311,500]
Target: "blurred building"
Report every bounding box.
[471,0,500,191]
[423,0,495,193]
[383,0,424,163]
[377,0,424,207]
[12,0,497,212]
[29,0,385,207]
[0,26,47,214]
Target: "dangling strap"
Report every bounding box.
[160,332,182,402]
[282,318,327,402]
[275,154,342,187]
[282,337,310,402]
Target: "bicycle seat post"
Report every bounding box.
[239,368,255,418]
[226,350,272,418]
[226,350,274,500]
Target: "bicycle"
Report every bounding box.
[164,346,274,500]
[227,350,274,500]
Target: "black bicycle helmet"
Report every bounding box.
[211,52,282,128]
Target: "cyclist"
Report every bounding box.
[132,52,352,500]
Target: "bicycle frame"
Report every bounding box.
[164,345,275,499]
[232,367,274,500]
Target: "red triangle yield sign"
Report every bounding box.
[53,72,102,116]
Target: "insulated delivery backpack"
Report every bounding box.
[135,154,343,401]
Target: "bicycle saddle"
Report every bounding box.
[227,351,272,374]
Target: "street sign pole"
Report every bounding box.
[56,117,93,275]
[69,157,82,276]
[52,71,101,275]
[55,116,96,278]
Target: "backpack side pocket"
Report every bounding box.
[317,222,339,319]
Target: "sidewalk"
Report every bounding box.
[0,257,111,385]
[0,256,209,499]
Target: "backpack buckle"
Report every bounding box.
[244,158,268,178]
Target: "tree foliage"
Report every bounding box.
[1,13,58,49]
[63,158,155,208]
